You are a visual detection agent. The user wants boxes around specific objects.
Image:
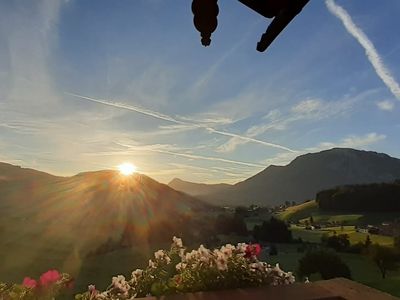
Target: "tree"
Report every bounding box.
[234,206,248,218]
[253,217,292,243]
[269,244,278,256]
[298,250,351,280]
[316,181,400,212]
[309,216,314,225]
[364,235,372,248]
[321,234,350,252]
[369,244,400,279]
[215,214,248,236]
[394,235,400,250]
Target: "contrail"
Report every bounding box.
[326,0,400,100]
[114,143,267,168]
[65,93,185,124]
[66,92,296,152]
[206,127,295,153]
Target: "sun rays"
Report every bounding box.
[118,163,137,176]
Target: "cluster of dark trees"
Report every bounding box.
[321,233,372,254]
[214,214,248,236]
[316,181,400,212]
[253,217,292,243]
[298,250,352,280]
[320,233,400,279]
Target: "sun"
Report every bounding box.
[118,162,137,176]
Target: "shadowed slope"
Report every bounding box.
[199,148,400,206]
[0,164,211,285]
[168,178,231,197]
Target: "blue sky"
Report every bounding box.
[0,0,399,183]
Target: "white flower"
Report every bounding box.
[111,275,130,293]
[131,269,143,283]
[173,236,183,248]
[200,255,210,263]
[287,272,295,284]
[176,262,187,271]
[250,262,264,271]
[179,248,185,258]
[155,250,165,260]
[273,263,284,277]
[198,244,209,257]
[185,250,199,261]
[213,249,221,256]
[88,284,96,292]
[236,243,247,254]
[215,253,228,271]
[149,259,156,268]
[153,250,171,264]
[305,277,310,283]
[132,269,143,277]
[220,244,235,257]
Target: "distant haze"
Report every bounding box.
[168,148,400,206]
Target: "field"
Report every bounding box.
[264,243,400,297]
[243,201,400,297]
[290,225,394,246]
[277,200,400,226]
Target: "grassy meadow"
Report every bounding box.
[240,201,400,297]
[277,200,400,226]
[264,243,400,297]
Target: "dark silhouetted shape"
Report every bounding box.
[192,0,309,52]
[192,0,219,46]
[253,217,292,243]
[316,181,400,212]
[298,250,352,280]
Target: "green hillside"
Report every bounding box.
[277,200,319,222]
[277,200,399,226]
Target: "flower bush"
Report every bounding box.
[0,269,73,300]
[75,237,295,299]
[0,238,295,299]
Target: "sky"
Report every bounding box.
[0,0,399,184]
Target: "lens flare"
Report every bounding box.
[118,163,137,176]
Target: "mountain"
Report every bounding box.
[196,148,400,206]
[0,163,212,281]
[168,178,231,197]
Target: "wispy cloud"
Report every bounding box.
[376,100,395,112]
[89,142,267,168]
[216,90,373,153]
[1,0,65,108]
[188,19,262,99]
[315,132,386,150]
[326,0,400,103]
[67,92,295,152]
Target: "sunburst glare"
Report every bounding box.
[118,162,137,176]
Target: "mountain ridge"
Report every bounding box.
[169,148,400,206]
[168,178,232,197]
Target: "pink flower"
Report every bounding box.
[66,279,75,290]
[245,244,261,258]
[88,285,99,297]
[22,277,37,289]
[39,270,61,286]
